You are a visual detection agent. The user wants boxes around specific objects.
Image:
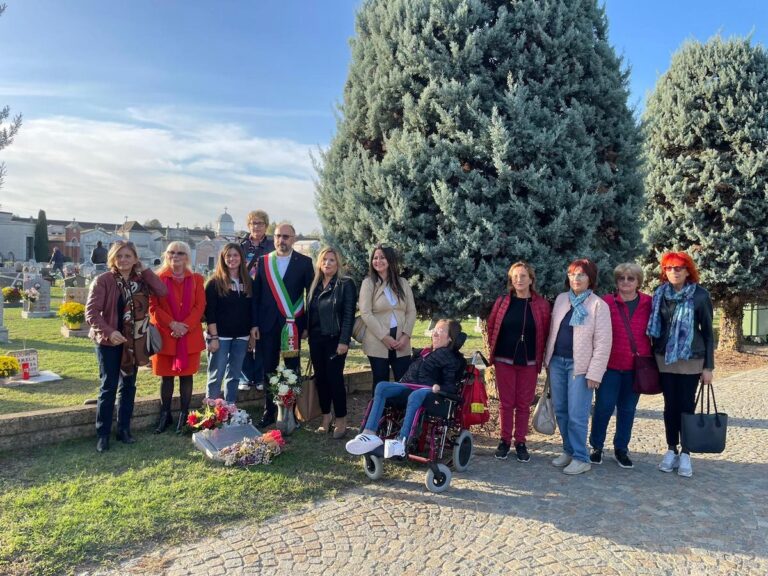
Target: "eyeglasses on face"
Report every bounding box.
[274,234,294,240]
[249,221,266,227]
[663,266,686,273]
[567,273,587,280]
[617,276,636,282]
[167,250,187,256]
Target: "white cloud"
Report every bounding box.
[1,114,324,234]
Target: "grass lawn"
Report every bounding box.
[0,289,485,415]
[0,415,377,576]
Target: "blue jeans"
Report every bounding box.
[207,338,249,403]
[589,368,639,452]
[364,382,431,440]
[240,344,265,386]
[549,356,593,463]
[95,344,137,437]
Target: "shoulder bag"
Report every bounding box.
[616,297,661,395]
[681,381,728,453]
[532,373,556,435]
[295,359,323,423]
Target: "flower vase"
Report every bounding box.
[275,402,297,436]
[65,320,82,330]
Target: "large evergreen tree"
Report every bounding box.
[34,210,49,263]
[642,37,768,351]
[317,0,643,317]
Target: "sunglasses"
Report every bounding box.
[663,266,686,273]
[567,273,587,280]
[167,250,187,256]
[274,234,293,240]
[617,276,636,282]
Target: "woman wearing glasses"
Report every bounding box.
[588,263,652,469]
[647,252,714,478]
[150,241,207,433]
[86,241,167,452]
[358,245,417,394]
[544,258,612,475]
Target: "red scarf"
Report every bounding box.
[164,275,193,373]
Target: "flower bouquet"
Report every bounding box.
[0,355,20,379]
[2,286,21,304]
[58,301,86,329]
[186,398,238,431]
[268,365,301,407]
[217,430,286,467]
[22,286,40,303]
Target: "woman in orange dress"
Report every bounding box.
[149,241,206,433]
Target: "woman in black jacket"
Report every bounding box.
[307,247,357,438]
[346,319,464,458]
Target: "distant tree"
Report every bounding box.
[143,218,162,228]
[642,37,768,352]
[0,6,23,191]
[34,210,49,262]
[316,0,643,317]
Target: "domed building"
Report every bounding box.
[216,208,235,237]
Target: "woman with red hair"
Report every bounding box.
[647,251,714,478]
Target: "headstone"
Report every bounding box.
[21,274,56,318]
[6,349,40,377]
[64,274,87,288]
[192,424,261,461]
[0,298,8,343]
[64,287,89,305]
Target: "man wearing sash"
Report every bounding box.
[238,210,275,392]
[252,222,313,428]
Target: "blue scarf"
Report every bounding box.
[568,289,592,326]
[647,282,697,364]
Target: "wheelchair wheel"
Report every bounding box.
[425,463,452,493]
[451,430,473,472]
[362,454,384,481]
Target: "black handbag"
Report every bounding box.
[681,382,728,454]
[616,297,661,395]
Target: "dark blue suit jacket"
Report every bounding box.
[253,250,314,336]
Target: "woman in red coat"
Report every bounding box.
[487,261,551,462]
[149,241,206,433]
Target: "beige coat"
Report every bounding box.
[358,276,417,359]
[544,292,612,382]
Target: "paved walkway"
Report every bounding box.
[85,368,768,575]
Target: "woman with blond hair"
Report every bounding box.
[86,240,167,452]
[647,251,714,478]
[204,243,255,403]
[307,247,356,438]
[149,241,206,433]
[486,261,551,462]
[589,262,652,469]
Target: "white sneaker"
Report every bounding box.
[384,438,406,459]
[551,452,573,468]
[345,433,383,455]
[255,382,265,391]
[238,382,252,392]
[563,460,591,475]
[658,450,680,473]
[677,453,693,477]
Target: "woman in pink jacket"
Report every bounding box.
[544,258,612,475]
[487,261,551,462]
[588,263,652,469]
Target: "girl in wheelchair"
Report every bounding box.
[346,319,464,458]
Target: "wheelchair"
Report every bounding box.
[358,350,487,493]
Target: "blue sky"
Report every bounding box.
[1,0,766,233]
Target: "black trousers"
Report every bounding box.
[660,372,700,451]
[260,325,300,419]
[368,327,411,394]
[309,334,348,417]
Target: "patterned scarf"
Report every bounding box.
[164,275,194,373]
[647,282,697,365]
[568,289,592,326]
[114,272,150,376]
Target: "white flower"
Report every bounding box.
[269,376,279,385]
[286,373,297,384]
[278,383,290,395]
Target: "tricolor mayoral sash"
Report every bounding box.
[264,251,304,358]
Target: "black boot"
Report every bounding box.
[176,411,188,434]
[154,410,172,434]
[116,429,136,444]
[96,436,110,453]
